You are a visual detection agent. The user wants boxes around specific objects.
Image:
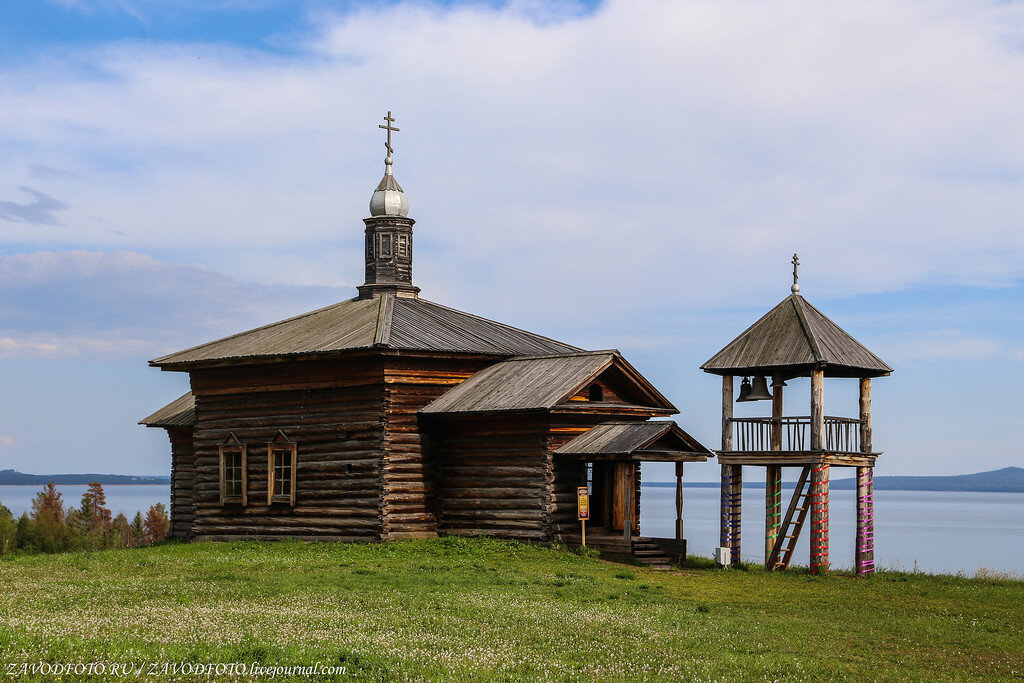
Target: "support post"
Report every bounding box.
[856,378,874,576]
[719,376,734,560]
[623,463,633,541]
[766,378,783,563]
[675,462,684,541]
[859,377,872,453]
[810,464,830,573]
[856,466,874,576]
[730,465,742,565]
[810,368,825,450]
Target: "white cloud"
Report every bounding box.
[881,329,1002,364]
[0,436,15,449]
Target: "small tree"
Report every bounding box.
[15,512,36,552]
[30,482,65,523]
[0,502,15,556]
[130,512,144,546]
[112,513,133,548]
[143,503,169,545]
[82,482,112,534]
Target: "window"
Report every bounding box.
[397,234,409,258]
[588,384,604,402]
[267,431,297,505]
[219,433,247,505]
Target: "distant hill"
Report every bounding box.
[648,467,1024,493]
[0,469,170,486]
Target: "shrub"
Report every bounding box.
[143,503,170,544]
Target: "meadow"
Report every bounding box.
[0,537,1021,681]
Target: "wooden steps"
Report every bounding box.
[766,466,812,571]
[631,537,673,570]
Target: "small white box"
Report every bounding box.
[715,546,731,567]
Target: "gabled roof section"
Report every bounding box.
[150,294,580,369]
[554,421,711,460]
[139,392,196,428]
[421,351,677,415]
[701,294,893,378]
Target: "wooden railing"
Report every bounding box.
[730,416,864,453]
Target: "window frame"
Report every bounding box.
[267,431,297,506]
[219,433,247,506]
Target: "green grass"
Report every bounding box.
[0,538,1022,681]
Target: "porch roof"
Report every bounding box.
[554,421,711,462]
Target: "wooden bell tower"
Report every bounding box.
[701,256,892,575]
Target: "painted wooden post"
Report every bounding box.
[675,462,684,541]
[623,462,633,541]
[856,378,875,576]
[720,376,734,553]
[730,465,743,565]
[766,378,783,562]
[810,464,830,573]
[810,369,824,450]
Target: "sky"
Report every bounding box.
[0,0,1022,481]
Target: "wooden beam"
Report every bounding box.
[856,466,875,576]
[809,464,830,574]
[810,369,824,451]
[730,464,742,565]
[675,462,684,541]
[859,378,872,453]
[722,375,734,451]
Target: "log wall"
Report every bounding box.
[428,413,551,541]
[166,426,195,539]
[381,355,488,539]
[188,357,388,541]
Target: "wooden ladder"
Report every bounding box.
[766,466,812,571]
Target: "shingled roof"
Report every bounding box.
[151,294,580,368]
[139,392,196,427]
[701,294,892,378]
[421,351,676,414]
[554,421,711,461]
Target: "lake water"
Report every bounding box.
[0,485,170,521]
[641,485,1024,576]
[1,484,1020,576]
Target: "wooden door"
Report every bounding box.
[611,462,635,532]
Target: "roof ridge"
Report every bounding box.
[413,298,583,351]
[502,349,618,362]
[373,293,394,346]
[150,297,363,365]
[797,296,893,372]
[790,295,824,363]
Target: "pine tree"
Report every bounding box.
[143,503,170,544]
[82,482,112,534]
[130,511,144,546]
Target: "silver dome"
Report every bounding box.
[369,158,409,217]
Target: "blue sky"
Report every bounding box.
[0,0,1022,480]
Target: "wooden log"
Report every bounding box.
[809,464,830,574]
[859,378,872,453]
[765,464,782,563]
[730,464,742,565]
[856,466,875,576]
[810,369,824,450]
[722,375,734,451]
[675,462,684,541]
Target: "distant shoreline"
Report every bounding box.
[645,466,1024,493]
[0,470,170,486]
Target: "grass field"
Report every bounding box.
[0,538,1021,681]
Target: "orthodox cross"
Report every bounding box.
[379,111,399,157]
[792,253,800,288]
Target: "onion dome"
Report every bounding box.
[369,156,409,217]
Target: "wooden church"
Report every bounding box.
[141,114,711,565]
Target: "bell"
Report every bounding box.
[746,376,773,401]
[736,377,754,402]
